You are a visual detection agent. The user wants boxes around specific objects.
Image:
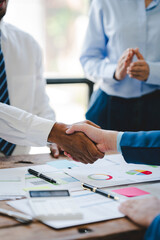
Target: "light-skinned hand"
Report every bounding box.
[127,48,150,81]
[49,143,62,158]
[115,48,134,80]
[119,197,160,227]
[76,120,101,129]
[66,123,118,154]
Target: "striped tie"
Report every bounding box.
[0,36,16,156]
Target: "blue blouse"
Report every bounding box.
[80,0,160,98]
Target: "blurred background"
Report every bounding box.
[5,0,91,154]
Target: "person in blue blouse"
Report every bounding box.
[66,123,160,240]
[81,0,160,131]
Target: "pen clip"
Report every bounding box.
[81,183,91,191]
[83,187,91,191]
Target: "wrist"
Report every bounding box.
[114,70,123,81]
[114,71,120,81]
[104,131,119,152]
[48,122,68,144]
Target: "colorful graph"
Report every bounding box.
[88,174,113,181]
[126,170,152,176]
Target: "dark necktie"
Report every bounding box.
[0,35,16,156]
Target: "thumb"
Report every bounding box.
[97,143,106,153]
[50,144,60,158]
[66,124,86,134]
[84,120,101,129]
[134,48,144,60]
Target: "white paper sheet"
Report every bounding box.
[0,168,25,198]
[65,154,160,188]
[8,190,124,229]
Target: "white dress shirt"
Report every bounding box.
[80,0,160,98]
[0,103,54,147]
[0,21,55,155]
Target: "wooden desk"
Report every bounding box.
[0,154,146,240]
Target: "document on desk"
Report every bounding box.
[25,165,82,192]
[0,164,82,198]
[65,154,160,188]
[8,190,124,229]
[0,168,25,199]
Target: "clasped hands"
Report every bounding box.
[48,120,104,164]
[115,47,150,81]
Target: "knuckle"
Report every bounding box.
[85,120,90,124]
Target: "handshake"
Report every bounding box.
[48,120,107,164]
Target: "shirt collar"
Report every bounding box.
[146,0,160,10]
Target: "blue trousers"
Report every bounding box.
[86,88,160,131]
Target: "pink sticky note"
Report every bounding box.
[112,187,149,197]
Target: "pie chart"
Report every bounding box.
[126,170,152,176]
[88,174,113,181]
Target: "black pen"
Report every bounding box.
[28,168,57,184]
[82,183,119,201]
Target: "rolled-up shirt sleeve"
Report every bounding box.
[0,103,54,146]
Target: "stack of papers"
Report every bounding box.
[8,190,124,229]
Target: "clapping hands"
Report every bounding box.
[115,47,150,82]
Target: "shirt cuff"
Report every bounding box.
[146,61,160,85]
[117,132,124,153]
[104,63,117,80]
[27,116,55,146]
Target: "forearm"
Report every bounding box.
[120,131,160,165]
[81,56,117,84]
[0,103,54,146]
